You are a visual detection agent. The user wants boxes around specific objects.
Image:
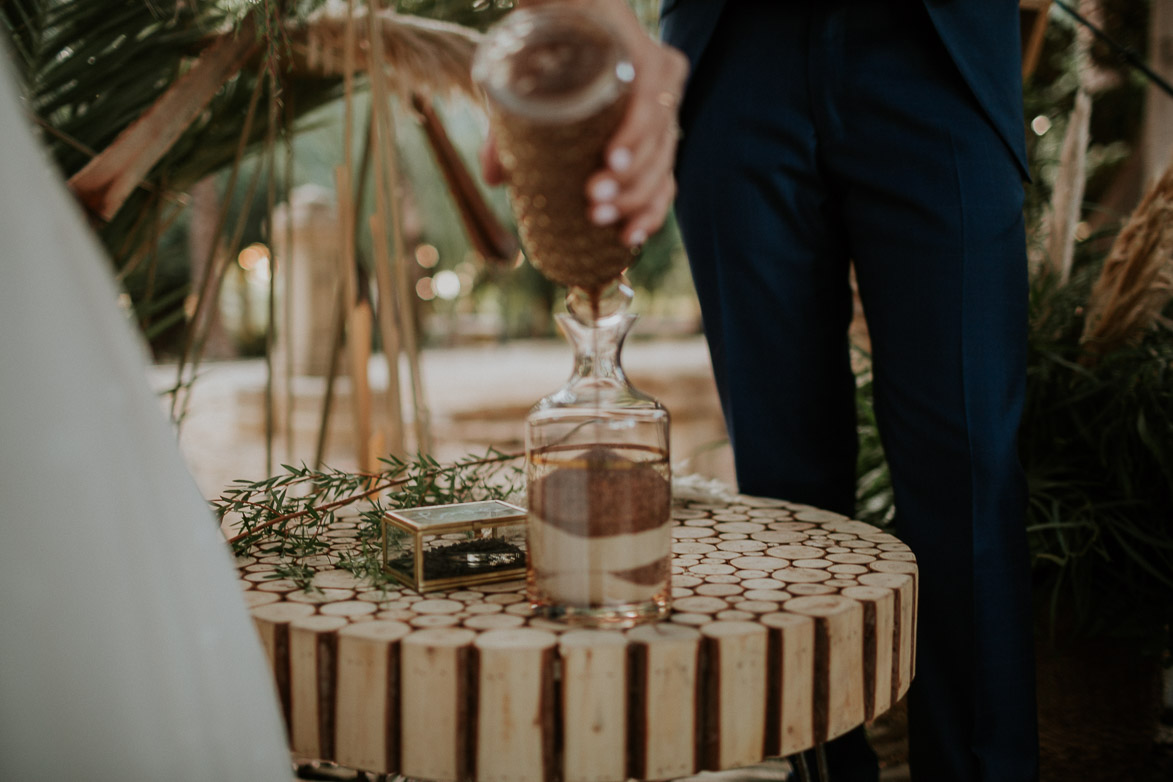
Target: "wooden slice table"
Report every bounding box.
[237,494,917,782]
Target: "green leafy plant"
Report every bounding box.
[1022,251,1173,650]
[216,448,524,590]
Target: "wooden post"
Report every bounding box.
[627,623,701,780]
[473,628,559,782]
[400,627,476,781]
[334,620,411,773]
[784,595,865,743]
[288,615,349,759]
[559,630,629,782]
[700,621,768,770]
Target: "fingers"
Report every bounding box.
[588,41,688,246]
[586,120,677,244]
[476,13,689,250]
[608,46,688,171]
[609,123,678,215]
[619,174,676,248]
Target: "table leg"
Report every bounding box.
[815,744,830,781]
[787,745,831,782]
[791,753,811,782]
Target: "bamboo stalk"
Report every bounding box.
[349,298,375,472]
[367,5,407,459]
[372,88,431,454]
[177,155,269,427]
[334,163,373,473]
[343,0,356,182]
[369,214,407,457]
[315,279,349,470]
[1046,88,1092,285]
[170,63,269,423]
[315,117,375,469]
[284,102,297,462]
[334,0,375,472]
[264,68,280,476]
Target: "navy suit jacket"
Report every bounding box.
[660,0,1029,178]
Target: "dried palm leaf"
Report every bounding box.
[66,16,260,221]
[64,7,480,224]
[1080,148,1173,364]
[292,7,482,98]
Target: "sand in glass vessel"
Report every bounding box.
[525,281,671,627]
[475,7,672,626]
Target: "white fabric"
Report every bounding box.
[0,50,290,779]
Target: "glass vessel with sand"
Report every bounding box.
[525,280,671,627]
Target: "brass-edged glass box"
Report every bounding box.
[382,500,528,593]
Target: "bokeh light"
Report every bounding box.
[434,270,462,300]
[415,244,440,269]
[416,277,436,301]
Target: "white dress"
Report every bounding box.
[0,50,290,780]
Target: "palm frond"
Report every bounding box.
[294,7,482,97]
[68,14,261,220]
[1080,149,1173,362]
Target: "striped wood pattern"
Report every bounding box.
[239,496,917,780]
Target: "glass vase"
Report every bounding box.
[525,281,671,627]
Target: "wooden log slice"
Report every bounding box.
[839,586,895,720]
[627,623,702,780]
[251,601,316,729]
[289,615,349,760]
[559,630,629,782]
[700,621,768,770]
[760,612,816,757]
[783,595,865,743]
[400,627,477,782]
[858,571,917,701]
[474,628,558,782]
[334,621,411,773]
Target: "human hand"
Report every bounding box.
[584,16,688,247]
[478,0,688,248]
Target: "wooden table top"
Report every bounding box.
[238,493,917,782]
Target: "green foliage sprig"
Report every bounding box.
[216,448,525,589]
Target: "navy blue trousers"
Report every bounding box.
[672,2,1038,780]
